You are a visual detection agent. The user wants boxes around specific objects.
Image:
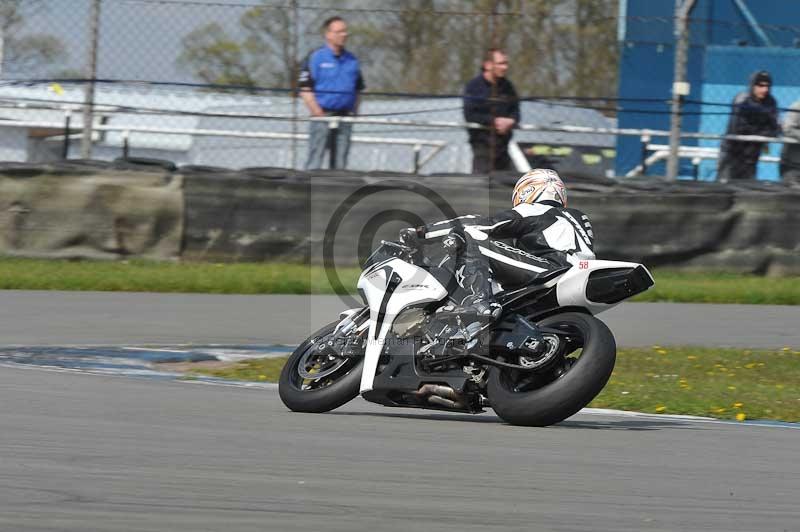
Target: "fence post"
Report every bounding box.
[81,0,102,159]
[62,109,72,159]
[640,133,651,175]
[328,117,339,169]
[122,130,130,159]
[290,0,299,170]
[667,0,696,180]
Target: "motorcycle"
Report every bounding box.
[279,235,654,426]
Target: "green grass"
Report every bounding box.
[591,346,800,422]
[0,256,799,304]
[631,270,800,305]
[190,346,800,423]
[0,257,360,294]
[189,357,288,382]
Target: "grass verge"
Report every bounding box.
[630,270,800,305]
[188,346,800,423]
[189,357,288,382]
[1,257,800,305]
[0,257,360,294]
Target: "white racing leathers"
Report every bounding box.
[421,200,595,301]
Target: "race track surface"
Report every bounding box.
[0,291,798,531]
[2,291,799,347]
[0,365,798,532]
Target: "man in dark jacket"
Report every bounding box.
[463,48,520,174]
[717,70,780,182]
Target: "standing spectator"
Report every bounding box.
[298,16,364,170]
[717,70,780,182]
[779,98,800,184]
[463,48,520,174]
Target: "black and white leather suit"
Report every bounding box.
[419,200,595,302]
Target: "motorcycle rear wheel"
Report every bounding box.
[279,321,363,413]
[487,312,616,427]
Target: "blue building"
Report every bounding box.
[617,0,800,180]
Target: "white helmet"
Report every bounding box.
[512,168,567,208]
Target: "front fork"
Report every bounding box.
[316,307,370,358]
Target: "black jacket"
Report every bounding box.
[463,74,520,146]
[723,92,779,139]
[422,201,595,267]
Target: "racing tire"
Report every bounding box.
[487,312,616,427]
[279,321,363,413]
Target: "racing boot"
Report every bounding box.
[460,294,502,321]
[457,257,502,323]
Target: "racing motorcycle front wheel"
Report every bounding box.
[279,321,364,413]
[487,312,616,427]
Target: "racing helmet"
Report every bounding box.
[511,168,567,208]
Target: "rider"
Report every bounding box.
[402,168,595,321]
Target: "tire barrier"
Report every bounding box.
[1,162,799,274]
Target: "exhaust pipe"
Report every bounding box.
[415,384,467,409]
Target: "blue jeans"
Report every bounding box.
[305,117,353,170]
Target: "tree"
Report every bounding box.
[175,0,619,99]
[177,4,296,89]
[0,0,66,78]
[178,23,258,88]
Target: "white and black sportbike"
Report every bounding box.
[279,238,654,427]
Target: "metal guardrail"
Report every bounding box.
[1,97,799,176]
[0,114,447,173]
[626,143,781,179]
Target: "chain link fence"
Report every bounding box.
[2,0,800,180]
[0,0,622,174]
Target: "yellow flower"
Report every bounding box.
[736,413,746,422]
[258,374,267,381]
[714,407,727,414]
[733,402,744,408]
[687,355,697,360]
[727,386,736,390]
[744,363,757,369]
[655,405,666,413]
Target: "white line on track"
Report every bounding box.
[122,346,191,353]
[4,362,798,430]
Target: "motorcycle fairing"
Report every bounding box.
[357,258,448,393]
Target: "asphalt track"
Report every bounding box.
[2,290,800,347]
[0,291,798,531]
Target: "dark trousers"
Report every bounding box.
[717,141,762,181]
[470,142,513,174]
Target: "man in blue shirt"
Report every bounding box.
[298,16,365,170]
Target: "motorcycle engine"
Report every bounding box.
[392,308,428,337]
